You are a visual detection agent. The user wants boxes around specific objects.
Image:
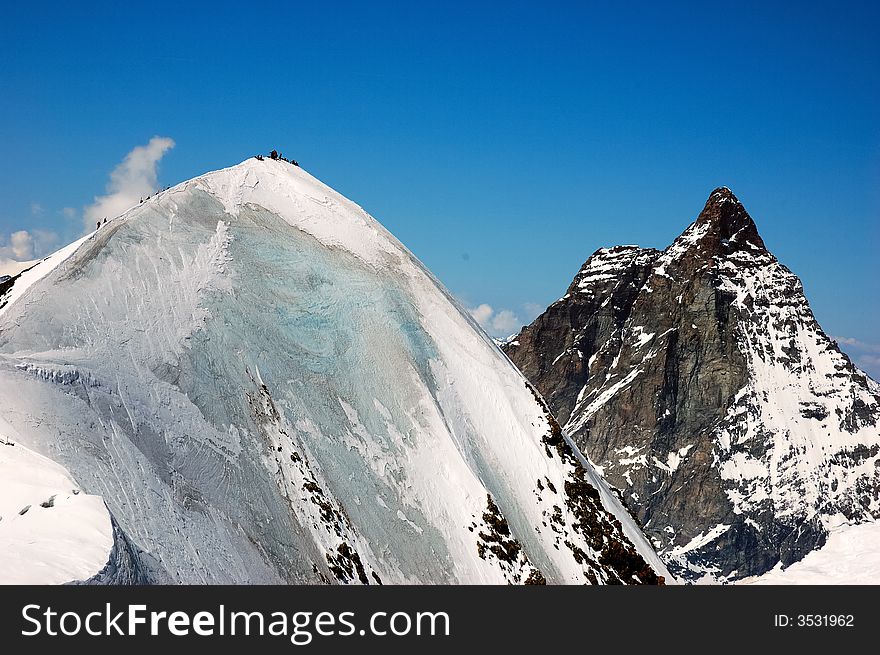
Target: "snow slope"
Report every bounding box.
[710,241,880,524]
[0,415,113,585]
[0,233,93,317]
[739,521,880,585]
[0,158,668,584]
[0,259,40,278]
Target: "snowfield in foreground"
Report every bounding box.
[739,521,880,585]
[0,158,668,584]
[0,417,113,584]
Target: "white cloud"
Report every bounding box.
[492,309,520,334]
[83,136,175,233]
[468,303,523,337]
[521,302,545,322]
[31,229,60,255]
[5,230,34,260]
[1,137,173,268]
[470,303,495,327]
[0,229,61,265]
[833,336,880,353]
[856,355,880,382]
[834,336,880,380]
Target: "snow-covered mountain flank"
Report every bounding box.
[0,157,668,585]
[504,187,880,582]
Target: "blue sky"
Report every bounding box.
[1,1,878,375]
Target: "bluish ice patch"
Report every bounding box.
[176,203,457,580]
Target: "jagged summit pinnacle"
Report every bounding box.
[708,185,737,202]
[567,187,769,286]
[692,186,766,252]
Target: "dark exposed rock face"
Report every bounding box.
[504,188,880,581]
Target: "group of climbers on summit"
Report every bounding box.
[256,149,298,166]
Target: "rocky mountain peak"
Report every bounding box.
[505,187,880,582]
[706,185,738,204]
[690,186,766,254]
[658,187,768,270]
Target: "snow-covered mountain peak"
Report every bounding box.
[134,157,403,270]
[0,157,668,585]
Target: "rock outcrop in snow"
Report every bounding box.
[504,187,880,582]
[0,157,667,585]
